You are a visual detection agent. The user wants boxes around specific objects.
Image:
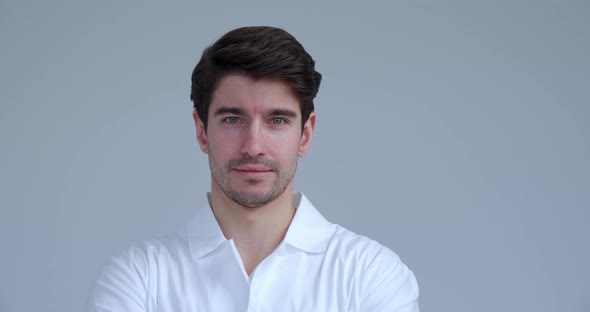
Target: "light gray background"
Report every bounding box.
[1,1,588,311]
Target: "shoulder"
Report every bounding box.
[86,233,190,312]
[328,224,403,268]
[327,225,420,312]
[107,232,190,271]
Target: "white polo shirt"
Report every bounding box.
[87,193,419,312]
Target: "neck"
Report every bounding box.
[208,181,296,274]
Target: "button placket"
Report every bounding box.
[247,251,280,312]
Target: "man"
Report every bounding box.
[87,26,419,312]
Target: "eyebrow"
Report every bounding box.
[212,107,298,118]
[266,109,298,118]
[213,107,244,116]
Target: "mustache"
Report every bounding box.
[228,156,279,171]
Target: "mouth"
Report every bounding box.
[233,164,273,172]
[228,155,278,180]
[234,168,273,180]
[232,165,273,178]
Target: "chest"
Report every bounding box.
[150,248,361,312]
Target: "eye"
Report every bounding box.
[270,118,286,125]
[224,117,240,124]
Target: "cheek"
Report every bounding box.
[270,136,302,161]
[208,134,238,161]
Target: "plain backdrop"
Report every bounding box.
[1,1,589,311]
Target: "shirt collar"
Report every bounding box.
[187,194,227,260]
[187,193,334,260]
[283,193,334,253]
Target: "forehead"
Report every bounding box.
[210,74,300,115]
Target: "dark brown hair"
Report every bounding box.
[190,26,322,130]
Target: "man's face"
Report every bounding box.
[193,74,315,208]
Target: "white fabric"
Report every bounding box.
[87,193,419,312]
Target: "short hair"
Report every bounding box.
[190,26,322,130]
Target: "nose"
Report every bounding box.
[240,122,265,157]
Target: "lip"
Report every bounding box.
[233,165,273,172]
[232,166,273,178]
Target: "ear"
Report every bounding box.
[193,110,209,154]
[298,112,316,157]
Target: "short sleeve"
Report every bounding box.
[359,246,420,312]
[86,246,149,312]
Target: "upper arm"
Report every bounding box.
[86,246,149,312]
[359,245,420,312]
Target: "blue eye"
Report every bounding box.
[224,117,240,124]
[271,118,285,125]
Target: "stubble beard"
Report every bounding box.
[210,154,296,208]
